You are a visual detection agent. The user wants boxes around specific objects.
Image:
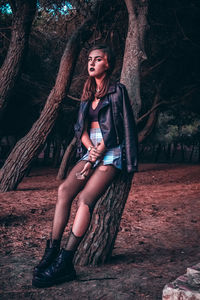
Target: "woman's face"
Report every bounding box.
[88,49,109,79]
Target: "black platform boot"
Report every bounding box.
[32,249,76,288]
[33,239,60,276]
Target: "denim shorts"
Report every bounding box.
[80,127,122,170]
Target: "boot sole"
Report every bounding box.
[32,271,76,288]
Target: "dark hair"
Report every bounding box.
[81,44,115,101]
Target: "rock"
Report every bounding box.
[163,263,200,300]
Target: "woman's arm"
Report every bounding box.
[81,131,94,150]
[81,121,94,150]
[81,121,106,162]
[88,139,106,162]
[96,139,106,153]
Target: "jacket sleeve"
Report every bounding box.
[118,83,138,173]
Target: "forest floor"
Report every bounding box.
[0,163,200,300]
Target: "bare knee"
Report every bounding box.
[99,165,109,172]
[78,201,90,212]
[78,194,92,214]
[78,195,89,209]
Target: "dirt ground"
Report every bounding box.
[0,163,200,300]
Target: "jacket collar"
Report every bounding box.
[100,83,116,108]
[106,82,116,95]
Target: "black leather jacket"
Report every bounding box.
[74,82,138,173]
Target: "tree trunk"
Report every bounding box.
[52,135,62,167]
[74,171,133,266]
[57,137,77,180]
[154,143,161,163]
[0,0,37,121]
[120,0,148,118]
[181,143,185,162]
[43,139,51,165]
[189,142,195,162]
[166,143,172,161]
[0,0,115,192]
[172,142,177,161]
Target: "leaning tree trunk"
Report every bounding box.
[74,171,133,265]
[0,0,37,121]
[57,137,77,180]
[0,0,116,192]
[120,0,148,118]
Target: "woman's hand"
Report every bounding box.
[80,161,92,176]
[89,146,103,162]
[76,161,93,179]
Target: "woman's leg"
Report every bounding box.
[51,160,94,242]
[65,164,119,252]
[33,160,93,277]
[32,164,119,288]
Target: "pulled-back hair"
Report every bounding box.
[81,44,115,101]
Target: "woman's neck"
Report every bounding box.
[95,74,106,90]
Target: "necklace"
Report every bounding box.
[95,87,101,102]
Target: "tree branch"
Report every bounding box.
[0,0,37,120]
[137,101,165,124]
[137,81,198,142]
[174,9,200,48]
[141,57,167,78]
[138,82,163,143]
[67,94,80,102]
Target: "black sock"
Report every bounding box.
[65,230,83,252]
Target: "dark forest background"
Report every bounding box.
[0,0,200,168]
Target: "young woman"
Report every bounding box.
[32,44,138,288]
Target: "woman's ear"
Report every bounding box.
[105,62,109,72]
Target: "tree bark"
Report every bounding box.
[74,171,133,266]
[0,0,116,192]
[0,0,37,121]
[120,0,148,118]
[57,137,77,180]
